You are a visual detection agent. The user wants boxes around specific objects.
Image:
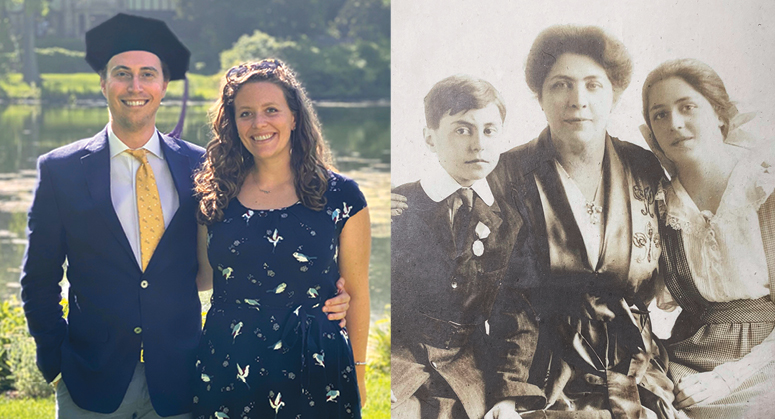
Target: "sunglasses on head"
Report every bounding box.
[226,59,281,80]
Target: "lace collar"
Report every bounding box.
[656,143,775,235]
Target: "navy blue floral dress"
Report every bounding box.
[193,173,366,419]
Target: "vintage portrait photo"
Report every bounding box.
[390,0,775,418]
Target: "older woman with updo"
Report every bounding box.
[486,25,677,419]
[641,58,775,419]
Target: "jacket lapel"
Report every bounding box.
[145,133,194,271]
[416,192,457,262]
[596,136,632,280]
[80,128,137,265]
[159,132,193,210]
[532,131,592,272]
[471,197,504,237]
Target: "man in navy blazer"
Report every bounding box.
[19,13,205,418]
[19,14,350,418]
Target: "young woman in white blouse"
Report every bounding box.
[642,58,775,419]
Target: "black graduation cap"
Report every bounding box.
[85,13,190,81]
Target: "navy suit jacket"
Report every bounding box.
[20,127,205,415]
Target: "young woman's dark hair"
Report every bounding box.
[195,59,333,224]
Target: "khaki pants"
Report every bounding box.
[56,362,192,419]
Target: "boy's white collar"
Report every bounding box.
[419,163,495,206]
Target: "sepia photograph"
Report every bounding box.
[391,0,775,418]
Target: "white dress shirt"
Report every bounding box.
[108,125,179,268]
[420,162,496,221]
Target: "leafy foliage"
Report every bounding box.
[218,31,389,100]
[368,309,390,374]
[174,0,347,73]
[35,47,91,73]
[0,297,52,398]
[363,311,390,418]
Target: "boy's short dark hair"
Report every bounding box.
[424,75,506,130]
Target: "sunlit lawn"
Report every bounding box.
[363,365,390,418]
[0,395,55,417]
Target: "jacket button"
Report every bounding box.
[134,327,143,334]
[451,281,458,289]
[140,280,149,289]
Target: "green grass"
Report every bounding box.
[41,73,101,99]
[0,74,40,99]
[0,395,55,418]
[363,365,390,418]
[0,73,221,102]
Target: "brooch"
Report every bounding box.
[472,222,490,257]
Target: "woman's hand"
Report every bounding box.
[391,193,408,217]
[322,277,351,327]
[674,371,732,409]
[484,399,522,419]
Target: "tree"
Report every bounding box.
[219,30,389,100]
[174,0,345,73]
[1,0,47,84]
[20,1,41,84]
[219,30,296,70]
[332,0,390,42]
[0,0,19,78]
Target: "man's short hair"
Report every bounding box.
[424,75,506,130]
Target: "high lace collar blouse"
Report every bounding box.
[655,144,775,308]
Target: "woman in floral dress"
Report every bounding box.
[191,59,371,419]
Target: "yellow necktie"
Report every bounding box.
[126,149,165,271]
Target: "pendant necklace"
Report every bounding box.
[585,175,603,225]
[251,171,272,194]
[558,160,604,225]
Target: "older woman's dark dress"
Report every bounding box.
[494,129,677,419]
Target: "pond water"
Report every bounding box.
[0,102,391,320]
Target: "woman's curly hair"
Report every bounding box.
[195,59,333,225]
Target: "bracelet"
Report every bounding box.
[354,361,367,366]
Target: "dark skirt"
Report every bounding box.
[528,297,678,419]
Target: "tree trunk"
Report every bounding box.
[21,11,41,85]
